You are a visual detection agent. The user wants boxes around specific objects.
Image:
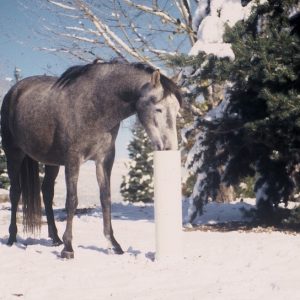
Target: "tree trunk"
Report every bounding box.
[215,183,235,203]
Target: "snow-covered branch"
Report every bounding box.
[47,0,75,10]
[148,48,177,57]
[38,46,94,62]
[59,32,98,44]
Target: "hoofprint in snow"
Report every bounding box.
[1,161,300,300]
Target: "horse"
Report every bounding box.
[1,60,182,258]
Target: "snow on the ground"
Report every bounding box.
[1,161,300,300]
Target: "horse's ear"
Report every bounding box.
[151,70,161,87]
[171,70,183,83]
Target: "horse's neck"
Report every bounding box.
[95,67,143,126]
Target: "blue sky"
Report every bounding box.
[0,0,71,77]
[0,0,131,158]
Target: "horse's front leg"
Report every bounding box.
[61,158,80,259]
[96,153,124,254]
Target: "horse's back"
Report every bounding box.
[0,76,65,163]
[1,75,57,117]
[1,75,57,135]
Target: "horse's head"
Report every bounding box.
[136,70,181,151]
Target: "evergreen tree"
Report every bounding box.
[0,147,9,189]
[120,121,154,203]
[0,67,23,190]
[171,0,300,221]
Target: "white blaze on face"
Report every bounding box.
[136,69,181,151]
[151,94,180,150]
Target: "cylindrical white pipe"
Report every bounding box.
[154,150,182,261]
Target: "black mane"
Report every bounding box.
[54,60,182,106]
[131,62,182,106]
[54,62,96,88]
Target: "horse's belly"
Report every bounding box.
[28,151,66,166]
[12,122,66,165]
[14,125,103,166]
[19,141,66,166]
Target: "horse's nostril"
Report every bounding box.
[164,147,171,151]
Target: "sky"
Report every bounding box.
[0,1,71,77]
[0,0,132,159]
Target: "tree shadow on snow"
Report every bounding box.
[185,221,300,234]
[185,200,300,234]
[53,202,154,223]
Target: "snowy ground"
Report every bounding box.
[1,161,300,300]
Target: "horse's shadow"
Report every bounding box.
[0,237,155,261]
[77,244,154,261]
[77,244,142,256]
[78,244,108,254]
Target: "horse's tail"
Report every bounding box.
[20,155,42,233]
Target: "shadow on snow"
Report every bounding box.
[53,202,154,222]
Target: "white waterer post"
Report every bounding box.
[154,150,182,261]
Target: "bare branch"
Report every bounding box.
[75,0,127,60]
[47,0,76,10]
[124,0,196,43]
[174,0,195,45]
[59,32,98,44]
[23,0,197,69]
[115,1,158,59]
[57,12,81,19]
[65,26,101,37]
[38,46,93,62]
[148,48,177,56]
[76,0,159,68]
[112,0,143,59]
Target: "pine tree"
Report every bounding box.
[120,121,154,203]
[171,0,300,221]
[0,68,23,190]
[0,147,9,189]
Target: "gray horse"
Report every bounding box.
[1,60,182,258]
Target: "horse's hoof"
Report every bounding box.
[61,250,74,259]
[108,246,124,255]
[7,237,16,246]
[52,238,63,247]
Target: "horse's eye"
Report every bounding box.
[150,96,156,103]
[156,108,162,113]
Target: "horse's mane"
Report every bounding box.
[54,62,96,88]
[54,59,182,106]
[131,62,182,106]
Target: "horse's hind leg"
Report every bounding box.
[42,165,63,246]
[5,150,25,245]
[61,156,80,259]
[95,147,124,255]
